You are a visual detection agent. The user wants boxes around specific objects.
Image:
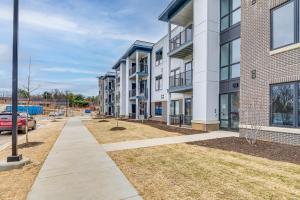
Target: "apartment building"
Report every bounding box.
[239,0,300,145]
[98,72,115,116]
[113,41,153,119]
[104,0,300,145]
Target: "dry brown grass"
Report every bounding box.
[0,119,66,200]
[109,143,300,200]
[84,119,182,144]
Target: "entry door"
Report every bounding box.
[220,93,240,129]
[184,98,192,117]
[132,104,136,114]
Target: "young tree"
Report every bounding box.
[23,57,40,144]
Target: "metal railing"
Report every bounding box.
[129,67,136,76]
[139,64,148,73]
[170,25,193,52]
[138,88,148,98]
[129,113,136,119]
[169,70,192,89]
[169,115,192,126]
[129,89,136,98]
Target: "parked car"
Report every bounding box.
[0,113,37,134]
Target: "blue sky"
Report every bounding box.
[0,0,171,96]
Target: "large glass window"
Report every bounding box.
[170,100,180,115]
[271,83,296,127]
[220,0,241,31]
[220,38,240,81]
[271,0,300,49]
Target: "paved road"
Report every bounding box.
[27,117,142,200]
[102,131,239,152]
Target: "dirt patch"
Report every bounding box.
[188,137,300,165]
[109,143,300,200]
[18,142,44,149]
[0,120,66,200]
[98,120,109,123]
[110,127,126,131]
[84,119,184,144]
[122,119,203,135]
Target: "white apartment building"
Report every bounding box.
[113,41,153,119]
[109,0,236,132]
[98,72,116,116]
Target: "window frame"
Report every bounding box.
[220,37,241,81]
[270,81,299,128]
[155,48,163,66]
[220,0,241,32]
[155,75,163,91]
[270,0,300,50]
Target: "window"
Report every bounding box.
[220,38,240,81]
[155,102,163,116]
[271,0,300,49]
[271,82,300,127]
[155,49,163,65]
[155,75,163,91]
[220,0,241,31]
[170,100,180,115]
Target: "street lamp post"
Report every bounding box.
[7,0,22,162]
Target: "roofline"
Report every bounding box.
[158,0,191,22]
[112,40,154,70]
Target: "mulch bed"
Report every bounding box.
[188,137,300,165]
[110,127,126,131]
[121,119,203,135]
[98,120,109,123]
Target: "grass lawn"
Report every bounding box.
[84,119,183,144]
[0,119,66,200]
[109,143,300,200]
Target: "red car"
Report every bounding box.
[0,113,37,134]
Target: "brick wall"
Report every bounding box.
[240,0,300,145]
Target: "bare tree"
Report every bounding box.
[23,57,40,144]
[243,99,263,145]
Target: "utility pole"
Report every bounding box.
[7,0,22,162]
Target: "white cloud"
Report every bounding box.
[0,6,160,43]
[40,67,99,75]
[0,6,88,35]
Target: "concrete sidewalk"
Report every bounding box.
[27,117,141,200]
[103,131,239,152]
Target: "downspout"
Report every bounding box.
[149,51,152,118]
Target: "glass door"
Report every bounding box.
[220,92,240,130]
[220,94,229,128]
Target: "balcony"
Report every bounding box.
[137,64,148,77]
[137,89,148,100]
[129,66,136,78]
[169,70,192,93]
[129,89,136,99]
[116,77,120,85]
[169,25,193,58]
[169,115,192,126]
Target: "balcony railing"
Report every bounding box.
[170,25,193,52]
[138,89,148,98]
[129,113,136,119]
[139,64,148,74]
[169,70,192,90]
[116,77,120,84]
[129,67,136,76]
[169,115,192,126]
[129,89,136,98]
